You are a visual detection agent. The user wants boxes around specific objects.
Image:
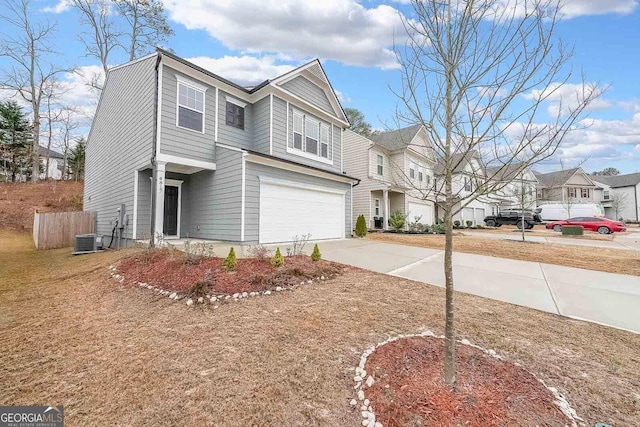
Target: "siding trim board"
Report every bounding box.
[245,151,359,184]
[258,175,348,196]
[241,153,246,241]
[156,153,216,171]
[215,87,219,141]
[156,62,163,157]
[133,170,139,239]
[269,93,273,155]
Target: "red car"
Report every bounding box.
[545,217,626,234]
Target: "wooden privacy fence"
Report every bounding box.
[33,211,97,250]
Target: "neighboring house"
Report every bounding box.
[39,146,65,180]
[485,163,538,210]
[433,151,504,225]
[534,168,598,205]
[343,125,436,229]
[84,49,359,245]
[591,173,640,221]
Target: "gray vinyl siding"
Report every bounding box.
[160,66,216,162]
[136,169,153,240]
[84,55,156,240]
[252,96,270,154]
[343,129,379,228]
[244,161,352,242]
[186,146,243,241]
[271,96,343,174]
[218,90,253,150]
[281,76,334,115]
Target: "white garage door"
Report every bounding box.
[463,207,475,224]
[407,202,433,225]
[475,208,485,226]
[259,180,345,244]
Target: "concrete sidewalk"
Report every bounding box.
[317,239,640,333]
[462,230,640,251]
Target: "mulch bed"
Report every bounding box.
[117,248,343,295]
[365,336,571,427]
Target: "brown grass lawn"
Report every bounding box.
[0,181,84,232]
[1,229,639,426]
[368,233,640,277]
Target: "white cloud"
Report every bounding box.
[335,90,351,104]
[486,0,638,20]
[187,56,295,86]
[164,0,406,70]
[522,82,611,117]
[42,0,72,13]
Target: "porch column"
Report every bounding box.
[383,189,389,230]
[153,161,166,245]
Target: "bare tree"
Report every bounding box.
[610,192,628,220]
[55,107,81,179]
[0,0,71,182]
[393,0,602,386]
[115,0,173,61]
[72,0,122,79]
[41,78,64,179]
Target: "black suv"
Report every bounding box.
[483,210,542,229]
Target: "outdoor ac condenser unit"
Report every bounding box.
[73,234,103,255]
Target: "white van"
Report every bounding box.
[535,203,605,221]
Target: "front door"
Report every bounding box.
[163,185,179,236]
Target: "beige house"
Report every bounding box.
[534,167,598,204]
[343,125,436,229]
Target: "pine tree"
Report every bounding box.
[270,247,284,267]
[355,215,367,237]
[0,101,33,182]
[223,247,236,271]
[311,244,321,261]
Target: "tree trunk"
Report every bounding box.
[31,118,39,182]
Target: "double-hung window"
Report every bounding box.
[320,124,330,158]
[177,81,205,133]
[581,188,590,198]
[464,177,472,191]
[289,111,331,160]
[568,187,576,198]
[377,155,384,176]
[603,190,610,200]
[409,163,415,179]
[374,199,380,216]
[418,167,424,182]
[305,118,319,155]
[293,112,303,150]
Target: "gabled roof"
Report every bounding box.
[157,48,348,124]
[39,146,64,159]
[533,168,585,188]
[591,172,640,188]
[370,124,423,152]
[434,150,484,176]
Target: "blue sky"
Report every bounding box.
[2,0,640,173]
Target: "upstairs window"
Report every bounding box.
[603,190,610,200]
[409,163,415,179]
[377,155,384,176]
[320,124,330,158]
[177,82,205,133]
[464,176,473,191]
[581,188,590,198]
[418,168,424,182]
[289,110,332,161]
[226,101,245,130]
[293,112,303,150]
[568,187,576,198]
[305,118,319,155]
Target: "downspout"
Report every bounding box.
[149,51,163,247]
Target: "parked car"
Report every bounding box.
[535,203,605,221]
[545,217,627,234]
[483,210,542,229]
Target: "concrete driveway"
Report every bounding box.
[316,239,640,333]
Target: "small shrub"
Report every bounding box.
[247,245,271,259]
[355,214,368,237]
[182,240,201,265]
[271,247,285,267]
[223,247,237,271]
[466,220,473,227]
[388,210,408,231]
[69,194,83,210]
[188,270,215,298]
[453,220,461,227]
[431,223,445,234]
[476,224,485,229]
[291,233,311,255]
[311,244,321,261]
